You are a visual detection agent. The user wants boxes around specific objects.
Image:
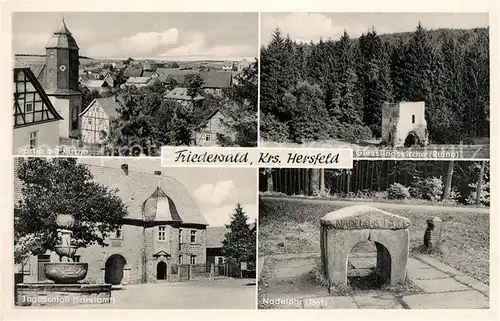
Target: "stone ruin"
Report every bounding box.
[320,206,411,290]
[381,102,429,148]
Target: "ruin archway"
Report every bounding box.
[346,241,392,289]
[404,132,420,147]
[105,254,127,285]
[157,261,168,280]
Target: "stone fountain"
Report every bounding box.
[16,214,112,306]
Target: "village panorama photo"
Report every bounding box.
[259,12,489,159]
[12,12,258,156]
[13,157,257,308]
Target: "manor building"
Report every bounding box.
[16,162,209,285]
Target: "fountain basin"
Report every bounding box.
[44,263,88,284]
[54,245,78,259]
[56,214,75,228]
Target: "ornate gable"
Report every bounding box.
[13,68,63,128]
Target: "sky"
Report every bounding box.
[12,12,258,61]
[79,158,257,227]
[261,12,489,45]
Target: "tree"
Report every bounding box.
[107,86,158,155]
[260,28,299,141]
[14,158,128,263]
[185,73,205,98]
[358,29,394,137]
[442,160,455,200]
[108,85,194,155]
[80,87,101,108]
[476,160,486,204]
[171,61,179,68]
[165,77,178,91]
[219,60,258,146]
[286,80,332,143]
[328,31,366,131]
[221,204,256,267]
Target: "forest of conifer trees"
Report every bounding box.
[260,23,489,145]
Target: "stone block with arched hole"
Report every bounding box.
[320,206,411,289]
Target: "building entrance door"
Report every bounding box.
[157,261,167,280]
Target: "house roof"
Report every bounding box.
[85,80,108,88]
[201,71,232,88]
[126,77,151,84]
[99,69,112,77]
[194,108,224,129]
[156,68,200,83]
[142,71,157,78]
[80,96,123,118]
[164,87,204,101]
[206,223,256,248]
[87,165,209,224]
[123,66,143,78]
[13,161,209,225]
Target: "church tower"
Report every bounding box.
[45,17,82,139]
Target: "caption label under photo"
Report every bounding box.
[161,147,354,168]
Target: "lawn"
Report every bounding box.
[259,197,490,285]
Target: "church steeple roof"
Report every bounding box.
[46,16,79,50]
[55,17,72,35]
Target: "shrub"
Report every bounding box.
[336,123,373,141]
[372,191,389,200]
[409,186,423,199]
[466,182,490,206]
[412,177,444,201]
[260,113,289,142]
[387,183,410,200]
[316,187,331,198]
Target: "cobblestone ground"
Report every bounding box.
[258,253,489,309]
[75,278,256,309]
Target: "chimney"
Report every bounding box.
[154,170,161,176]
[121,164,129,175]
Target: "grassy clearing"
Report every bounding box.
[259,198,490,285]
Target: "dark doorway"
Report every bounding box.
[404,132,419,147]
[157,261,167,280]
[105,254,127,285]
